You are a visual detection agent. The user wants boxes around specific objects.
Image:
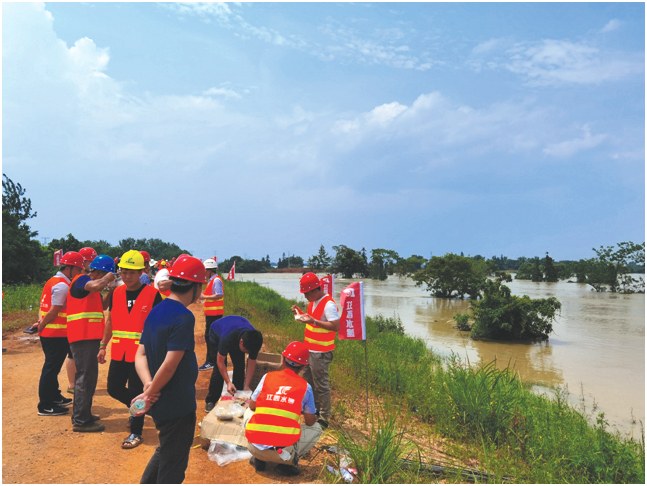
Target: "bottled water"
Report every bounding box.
[129,398,147,416]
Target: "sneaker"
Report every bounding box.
[198,362,214,371]
[275,464,300,476]
[53,396,73,407]
[73,421,105,433]
[38,405,69,416]
[90,414,101,422]
[249,457,266,472]
[205,402,215,412]
[317,418,329,429]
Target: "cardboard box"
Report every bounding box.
[200,410,248,449]
[249,352,282,390]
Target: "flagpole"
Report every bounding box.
[364,339,369,428]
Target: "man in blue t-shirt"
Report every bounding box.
[204,315,263,412]
[132,255,204,484]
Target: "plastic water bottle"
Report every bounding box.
[277,448,291,461]
[129,398,146,417]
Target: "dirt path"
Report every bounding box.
[1,303,329,484]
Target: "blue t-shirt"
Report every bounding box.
[70,274,92,299]
[140,273,152,285]
[210,315,259,359]
[140,298,198,422]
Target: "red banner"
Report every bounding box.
[227,261,236,281]
[339,281,366,341]
[321,274,334,297]
[53,249,63,266]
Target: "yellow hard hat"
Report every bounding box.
[118,250,145,270]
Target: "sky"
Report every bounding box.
[3,1,645,263]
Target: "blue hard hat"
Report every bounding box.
[90,254,115,273]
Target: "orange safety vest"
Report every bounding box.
[203,275,224,316]
[245,368,307,446]
[304,295,337,352]
[110,284,158,362]
[66,274,105,344]
[38,275,70,338]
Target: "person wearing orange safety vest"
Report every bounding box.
[34,251,84,416]
[244,341,322,476]
[291,272,340,429]
[98,250,163,449]
[199,258,224,371]
[67,254,116,433]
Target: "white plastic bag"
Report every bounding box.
[207,439,252,466]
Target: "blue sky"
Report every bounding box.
[3,2,644,262]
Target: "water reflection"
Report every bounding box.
[237,273,644,437]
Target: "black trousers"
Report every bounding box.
[108,359,144,435]
[38,336,69,408]
[205,328,245,404]
[140,411,196,484]
[203,314,222,364]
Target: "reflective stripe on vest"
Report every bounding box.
[203,275,225,316]
[38,275,70,338]
[303,295,337,352]
[66,274,105,343]
[245,369,307,447]
[110,284,158,362]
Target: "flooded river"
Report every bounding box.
[236,273,644,438]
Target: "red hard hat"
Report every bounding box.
[139,250,151,263]
[79,247,97,262]
[60,251,84,269]
[168,254,206,283]
[282,341,309,366]
[299,272,321,293]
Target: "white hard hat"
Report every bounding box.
[203,258,218,269]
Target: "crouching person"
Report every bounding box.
[244,341,322,476]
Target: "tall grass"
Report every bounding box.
[337,412,421,484]
[217,281,646,483]
[2,284,41,312]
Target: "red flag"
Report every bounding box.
[227,261,236,281]
[53,249,63,266]
[321,274,334,297]
[339,281,366,341]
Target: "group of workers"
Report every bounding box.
[35,247,340,483]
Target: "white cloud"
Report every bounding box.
[470,37,643,86]
[543,125,607,157]
[203,87,242,100]
[600,19,622,34]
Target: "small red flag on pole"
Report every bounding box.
[227,261,236,281]
[321,274,334,297]
[338,281,366,341]
[53,249,63,266]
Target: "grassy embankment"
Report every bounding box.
[4,282,644,483]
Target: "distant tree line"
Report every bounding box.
[3,173,644,296]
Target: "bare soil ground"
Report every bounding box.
[2,302,462,484]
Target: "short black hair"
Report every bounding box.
[283,358,305,372]
[241,330,263,355]
[170,277,200,295]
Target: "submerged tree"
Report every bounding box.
[413,253,490,299]
[470,277,561,341]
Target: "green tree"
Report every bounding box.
[2,174,48,284]
[470,277,561,341]
[413,253,490,299]
[543,253,559,282]
[583,242,645,293]
[368,248,400,280]
[307,245,332,270]
[393,254,426,276]
[331,244,368,278]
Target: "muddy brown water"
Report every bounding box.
[238,273,645,438]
